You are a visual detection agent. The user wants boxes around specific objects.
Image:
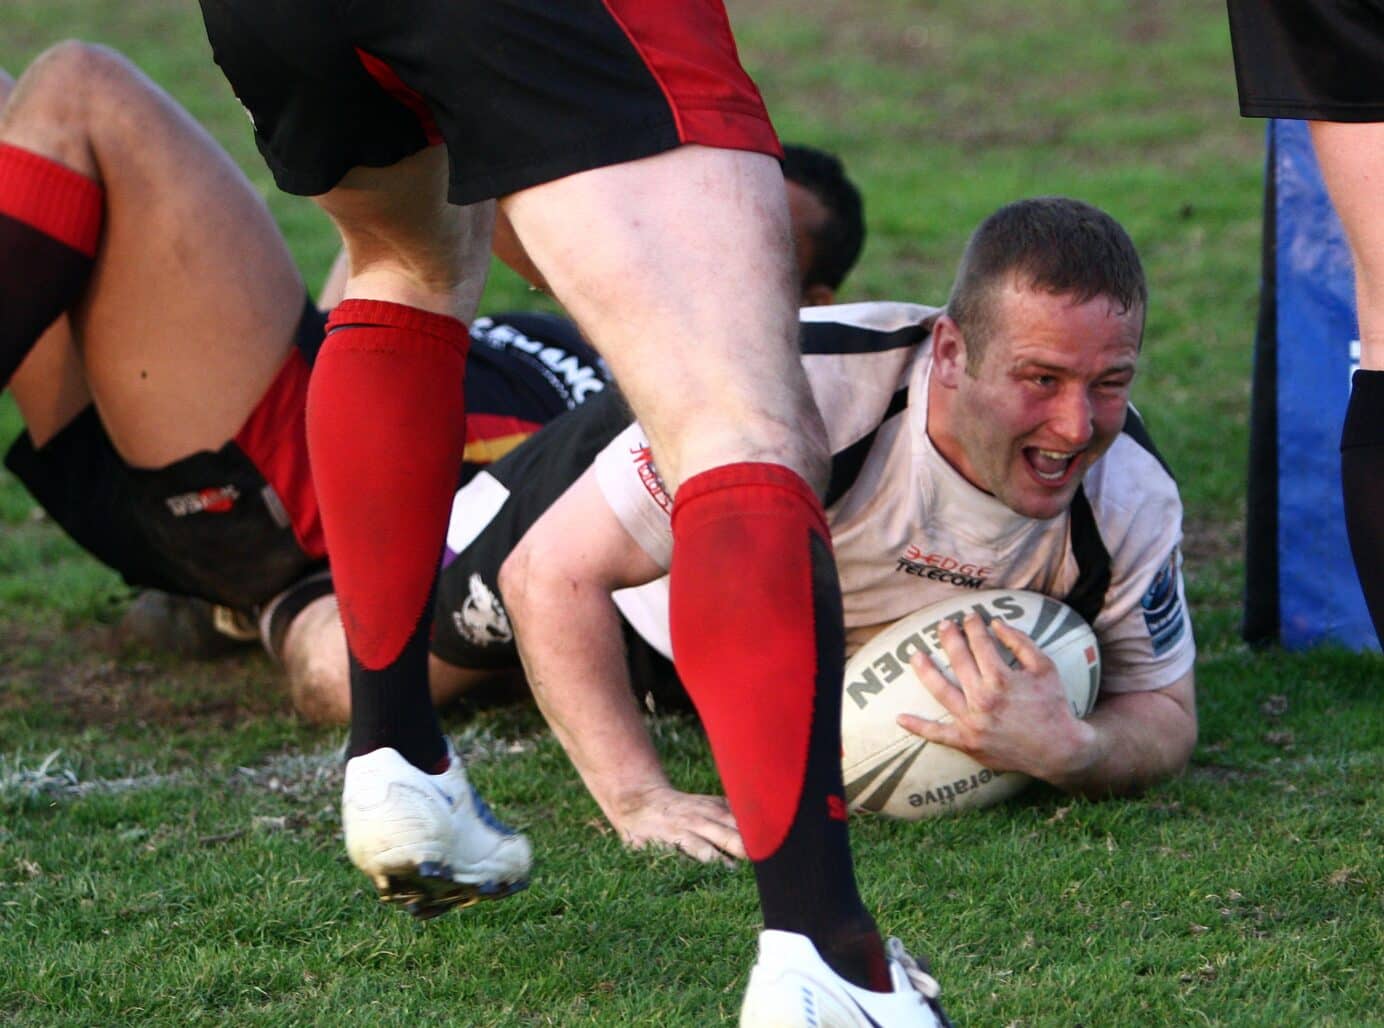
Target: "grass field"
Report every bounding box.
[2,1,1381,1024]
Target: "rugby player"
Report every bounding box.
[192,0,943,1015]
[1228,3,1384,643]
[193,0,949,1008]
[333,198,1198,874]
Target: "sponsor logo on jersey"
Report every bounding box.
[165,485,239,517]
[629,443,673,514]
[452,573,513,647]
[894,545,991,589]
[1141,549,1187,656]
[471,318,607,407]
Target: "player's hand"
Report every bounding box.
[897,612,1092,781]
[610,786,746,866]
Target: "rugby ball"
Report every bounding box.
[840,589,1100,820]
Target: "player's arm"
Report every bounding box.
[1050,667,1196,797]
[498,466,745,863]
[899,614,1196,797]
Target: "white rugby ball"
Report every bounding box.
[840,589,1100,820]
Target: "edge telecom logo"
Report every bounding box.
[894,544,991,588]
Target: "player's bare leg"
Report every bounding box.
[1310,121,1384,639]
[503,146,824,491]
[269,591,494,725]
[0,41,302,465]
[503,145,933,1014]
[305,156,529,916]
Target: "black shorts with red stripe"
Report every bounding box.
[1229,0,1384,121]
[4,301,328,612]
[197,0,782,203]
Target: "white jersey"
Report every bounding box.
[598,301,1195,695]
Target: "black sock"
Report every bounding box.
[752,533,889,992]
[1342,369,1384,641]
[346,583,447,773]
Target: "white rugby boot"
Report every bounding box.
[342,743,531,919]
[740,930,952,1027]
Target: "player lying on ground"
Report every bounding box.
[287,197,1199,865]
[0,45,606,652]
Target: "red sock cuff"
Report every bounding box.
[673,461,828,540]
[0,143,103,256]
[326,298,469,354]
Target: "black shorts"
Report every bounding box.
[7,298,327,612]
[430,389,689,711]
[197,0,781,203]
[1229,1,1384,121]
[5,407,323,612]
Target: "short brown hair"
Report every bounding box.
[946,197,1147,371]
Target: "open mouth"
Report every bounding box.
[1023,447,1082,486]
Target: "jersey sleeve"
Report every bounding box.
[593,420,675,569]
[1086,441,1197,694]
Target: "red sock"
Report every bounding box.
[670,462,886,990]
[0,143,102,385]
[308,299,467,768]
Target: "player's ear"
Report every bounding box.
[931,313,968,387]
[800,282,835,307]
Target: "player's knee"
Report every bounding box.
[284,644,350,725]
[280,599,351,725]
[27,40,128,94]
[496,545,534,619]
[17,41,138,131]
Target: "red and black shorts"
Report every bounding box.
[197,0,782,203]
[1228,1,1384,121]
[4,301,326,612]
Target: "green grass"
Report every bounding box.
[1,1,1381,1024]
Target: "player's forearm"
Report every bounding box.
[1042,686,1197,797]
[507,580,671,823]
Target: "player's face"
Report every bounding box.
[932,283,1142,520]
